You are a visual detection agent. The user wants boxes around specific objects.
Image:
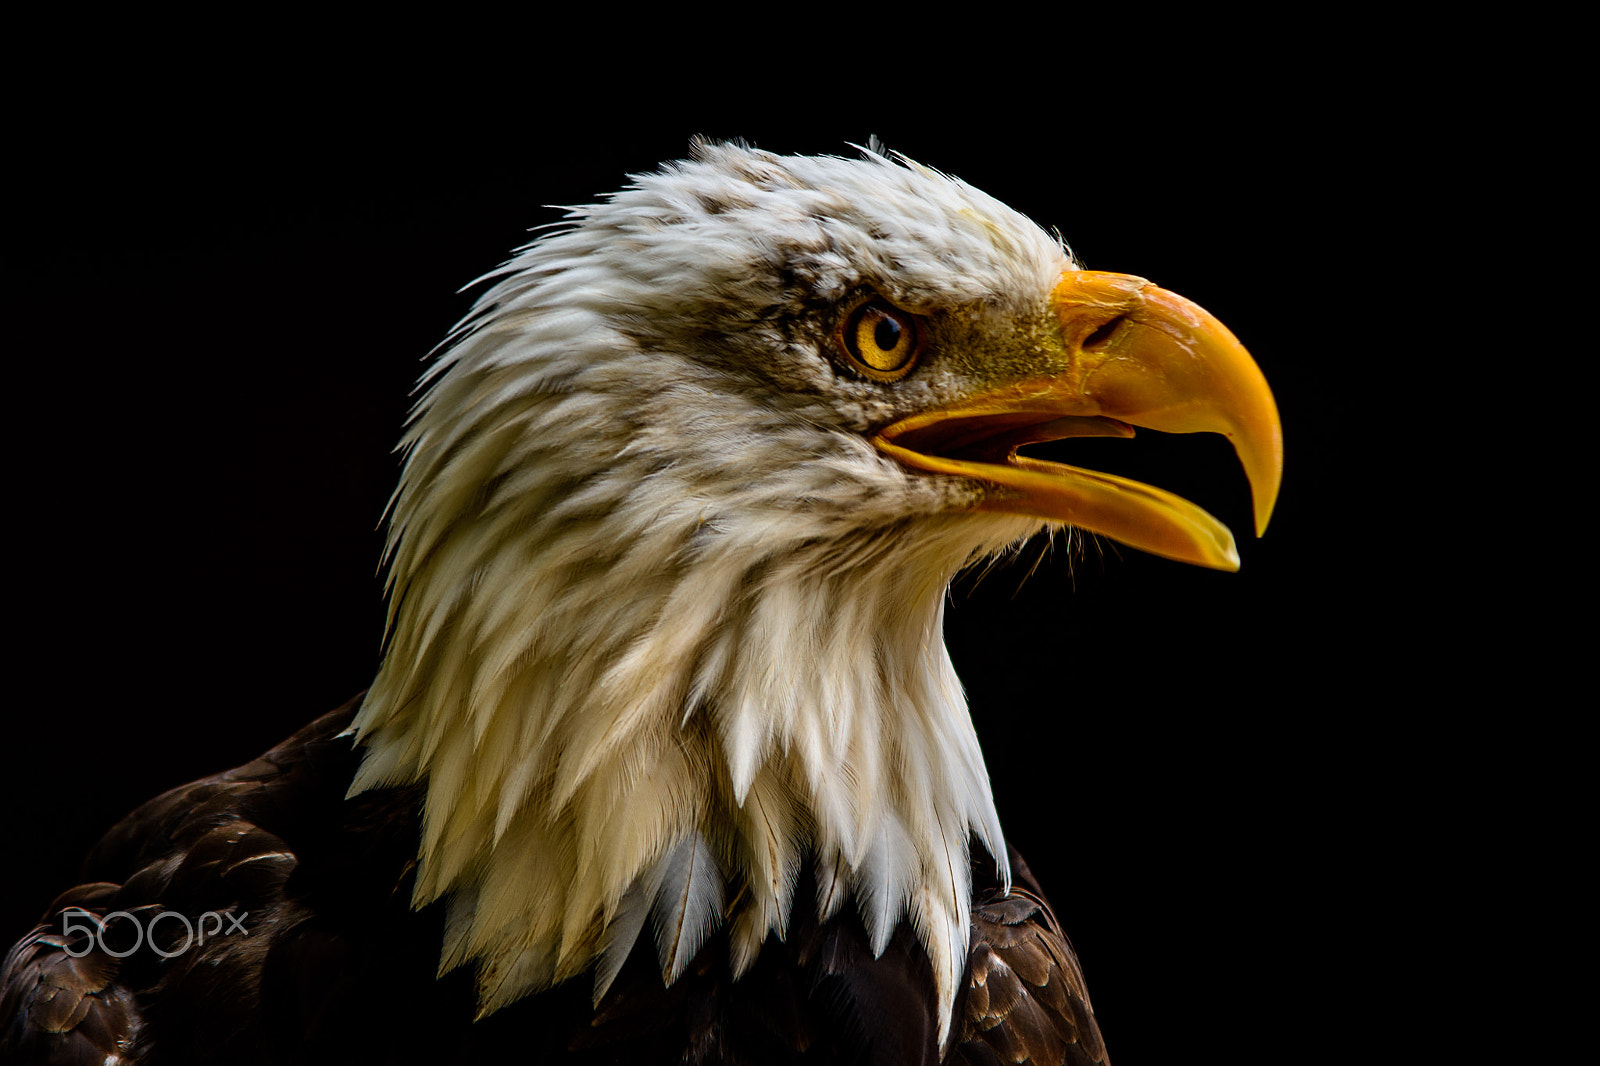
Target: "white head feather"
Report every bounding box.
[348,143,1073,1041]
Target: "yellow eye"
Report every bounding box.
[837,298,923,382]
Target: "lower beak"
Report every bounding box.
[871,271,1284,571]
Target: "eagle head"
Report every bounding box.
[346,142,1282,1039]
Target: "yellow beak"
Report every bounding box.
[871,271,1284,571]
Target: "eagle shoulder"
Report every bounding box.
[948,852,1111,1066]
[1,881,144,1066]
[0,697,444,1065]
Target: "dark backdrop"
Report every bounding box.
[9,52,1435,1063]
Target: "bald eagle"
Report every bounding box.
[1,143,1281,1065]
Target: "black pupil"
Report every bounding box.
[873,314,902,351]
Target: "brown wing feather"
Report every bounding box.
[1,883,144,1065]
[0,698,373,1065]
[948,851,1111,1066]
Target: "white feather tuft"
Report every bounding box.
[649,833,725,984]
[854,813,917,957]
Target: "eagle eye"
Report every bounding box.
[836,298,923,382]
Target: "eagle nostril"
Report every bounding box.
[1083,315,1126,351]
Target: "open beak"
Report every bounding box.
[871,271,1283,571]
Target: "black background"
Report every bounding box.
[8,30,1482,1064]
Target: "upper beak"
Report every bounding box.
[870,270,1284,571]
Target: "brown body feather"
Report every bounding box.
[2,698,1106,1065]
